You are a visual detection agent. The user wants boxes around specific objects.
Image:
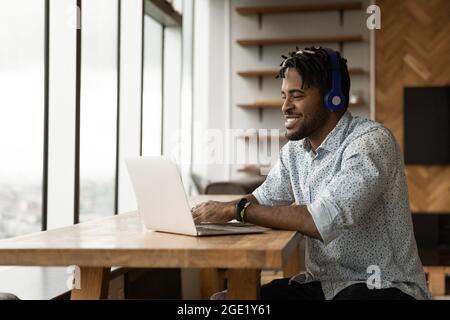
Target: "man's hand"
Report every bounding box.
[191,201,235,224]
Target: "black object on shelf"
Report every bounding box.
[412,214,450,266]
[404,86,450,165]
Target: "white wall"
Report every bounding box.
[162,27,182,158]
[192,0,231,185]
[118,0,143,214]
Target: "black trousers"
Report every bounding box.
[260,278,415,300]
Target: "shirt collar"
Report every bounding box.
[302,111,353,154]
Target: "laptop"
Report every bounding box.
[125,156,268,236]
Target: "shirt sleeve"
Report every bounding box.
[252,145,295,206]
[307,128,398,246]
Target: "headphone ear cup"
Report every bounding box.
[324,90,346,112]
[322,48,346,112]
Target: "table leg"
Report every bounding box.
[227,269,261,300]
[426,267,446,297]
[200,268,226,299]
[71,267,110,300]
[283,243,301,278]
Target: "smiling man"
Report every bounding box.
[192,47,431,300]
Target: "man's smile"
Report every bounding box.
[285,115,301,129]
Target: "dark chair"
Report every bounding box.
[204,182,247,195]
[204,176,265,195]
[0,293,19,300]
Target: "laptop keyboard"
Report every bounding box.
[196,225,238,232]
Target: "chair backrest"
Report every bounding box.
[204,176,266,195]
[204,182,247,195]
[0,292,19,300]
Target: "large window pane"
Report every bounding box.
[79,0,118,221]
[142,16,163,156]
[0,1,45,238]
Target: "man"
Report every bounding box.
[192,47,431,300]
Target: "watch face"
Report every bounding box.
[236,198,248,222]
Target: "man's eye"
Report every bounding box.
[293,96,303,99]
[281,96,286,100]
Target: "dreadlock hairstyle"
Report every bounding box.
[276,46,351,112]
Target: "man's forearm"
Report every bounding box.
[191,195,258,225]
[244,203,322,241]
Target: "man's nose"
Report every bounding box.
[281,99,292,114]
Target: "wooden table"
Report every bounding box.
[0,195,302,300]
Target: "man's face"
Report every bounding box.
[281,68,330,141]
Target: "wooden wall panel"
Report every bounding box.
[375,0,450,213]
[405,166,450,213]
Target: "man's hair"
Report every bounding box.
[276,46,351,112]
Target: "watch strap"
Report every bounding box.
[235,198,247,222]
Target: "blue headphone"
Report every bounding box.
[322,48,346,112]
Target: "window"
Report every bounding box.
[79,0,119,222]
[0,0,45,238]
[0,0,189,234]
[142,15,164,156]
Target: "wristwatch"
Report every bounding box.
[235,198,252,223]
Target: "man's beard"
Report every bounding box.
[285,107,330,141]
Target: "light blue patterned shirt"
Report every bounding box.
[253,111,431,300]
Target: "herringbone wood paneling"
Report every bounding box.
[405,166,450,213]
[376,0,450,213]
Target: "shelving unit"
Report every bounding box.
[232,0,369,179]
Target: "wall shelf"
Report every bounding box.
[237,35,363,59]
[238,100,364,109]
[237,35,363,47]
[237,132,287,141]
[237,68,367,78]
[238,100,282,109]
[238,164,273,176]
[236,2,363,15]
